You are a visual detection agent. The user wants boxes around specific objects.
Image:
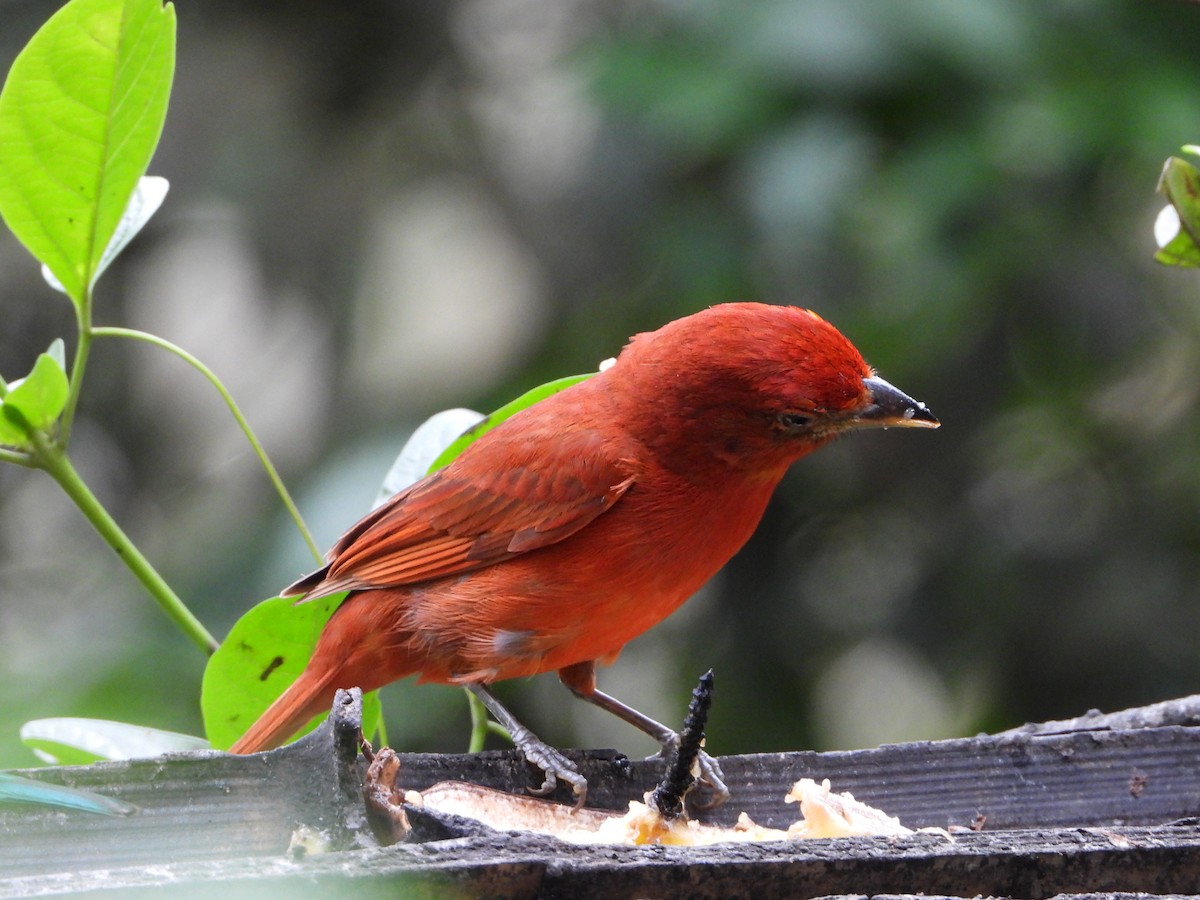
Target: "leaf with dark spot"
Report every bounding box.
[259,657,285,682]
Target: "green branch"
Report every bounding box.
[29,428,218,655]
[59,295,93,446]
[0,446,35,467]
[91,327,322,563]
[466,688,511,751]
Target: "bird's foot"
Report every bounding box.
[466,683,589,808]
[690,748,729,809]
[510,727,588,808]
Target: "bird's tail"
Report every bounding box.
[227,590,421,754]
[228,669,339,754]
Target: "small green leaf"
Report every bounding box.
[20,717,208,764]
[1155,151,1200,268]
[0,772,136,816]
[427,372,596,474]
[0,348,70,446]
[201,593,382,751]
[0,408,30,449]
[4,351,69,429]
[0,0,176,303]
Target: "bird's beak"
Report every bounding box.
[850,375,939,430]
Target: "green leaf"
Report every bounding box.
[426,372,596,474]
[0,348,70,446]
[0,0,176,304]
[1155,150,1200,268]
[0,408,30,449]
[20,717,208,765]
[0,772,136,815]
[42,175,170,294]
[5,350,69,429]
[201,593,382,751]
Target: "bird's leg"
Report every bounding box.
[466,683,589,806]
[557,661,730,808]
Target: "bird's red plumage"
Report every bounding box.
[229,303,933,756]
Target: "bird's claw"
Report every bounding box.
[690,749,729,810]
[515,736,588,808]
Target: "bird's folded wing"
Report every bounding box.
[288,430,635,599]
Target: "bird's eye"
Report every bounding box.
[777,412,811,431]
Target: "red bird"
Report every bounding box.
[229,303,938,802]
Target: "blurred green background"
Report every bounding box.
[2,0,1200,768]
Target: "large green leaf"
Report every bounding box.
[0,0,175,304]
[201,593,382,751]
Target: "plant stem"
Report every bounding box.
[91,326,323,563]
[29,429,219,654]
[374,710,388,749]
[0,447,35,467]
[466,688,489,752]
[59,296,93,447]
[465,688,510,751]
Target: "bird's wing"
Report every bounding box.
[288,429,635,599]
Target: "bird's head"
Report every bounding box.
[612,302,938,477]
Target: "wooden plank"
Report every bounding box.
[5,825,1200,898]
[380,725,1200,832]
[6,690,1200,895]
[0,690,371,878]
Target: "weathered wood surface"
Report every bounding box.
[6,825,1200,898]
[5,690,1200,897]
